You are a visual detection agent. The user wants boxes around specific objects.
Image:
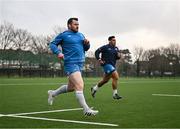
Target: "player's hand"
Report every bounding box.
[117,52,123,58]
[57,53,64,60]
[84,38,90,45]
[98,59,105,65]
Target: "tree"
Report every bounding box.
[116,49,132,76]
[133,46,144,76]
[0,22,17,68]
[141,50,153,77]
[12,28,32,76]
[12,28,32,50]
[166,44,180,76]
[0,21,16,50]
[31,35,49,54]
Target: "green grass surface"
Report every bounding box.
[0,77,180,128]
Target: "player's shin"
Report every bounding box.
[52,84,68,96]
[75,90,89,111]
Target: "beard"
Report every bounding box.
[71,27,78,33]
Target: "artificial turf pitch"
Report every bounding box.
[0,77,180,128]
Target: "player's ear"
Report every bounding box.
[67,24,71,29]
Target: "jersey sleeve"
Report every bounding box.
[81,33,90,51]
[95,45,106,60]
[49,33,63,55]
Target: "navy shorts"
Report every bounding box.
[103,64,116,75]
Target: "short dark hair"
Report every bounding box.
[108,36,115,41]
[67,17,78,25]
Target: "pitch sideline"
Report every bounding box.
[152,94,180,97]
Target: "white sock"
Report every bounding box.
[113,89,118,96]
[93,85,98,91]
[75,91,89,111]
[52,85,68,96]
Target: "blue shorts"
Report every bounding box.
[64,62,84,76]
[103,64,116,75]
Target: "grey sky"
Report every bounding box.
[0,0,180,52]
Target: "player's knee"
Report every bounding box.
[75,86,83,91]
[113,76,119,81]
[75,82,84,91]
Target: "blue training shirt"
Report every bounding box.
[50,30,90,64]
[95,44,120,67]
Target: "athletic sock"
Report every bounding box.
[52,85,68,96]
[75,91,89,111]
[113,89,118,96]
[93,85,98,91]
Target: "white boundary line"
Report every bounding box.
[6,115,118,127]
[0,114,4,117]
[7,108,83,116]
[152,94,180,97]
[1,108,119,127]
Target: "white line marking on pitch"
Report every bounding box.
[7,115,118,127]
[7,108,83,116]
[152,94,180,97]
[3,108,119,127]
[0,114,5,117]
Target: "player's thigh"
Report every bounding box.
[103,73,112,82]
[111,71,119,80]
[68,71,84,90]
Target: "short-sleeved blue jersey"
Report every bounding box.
[95,44,120,67]
[50,30,90,64]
